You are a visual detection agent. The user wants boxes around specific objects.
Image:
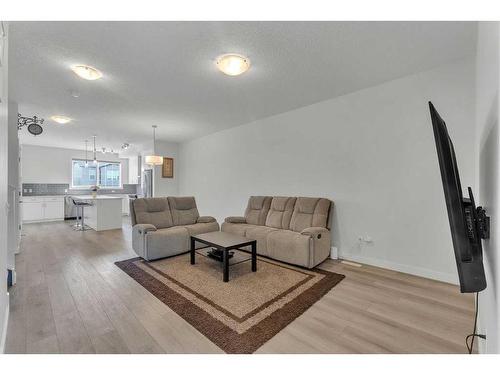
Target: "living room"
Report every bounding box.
[0,1,499,374]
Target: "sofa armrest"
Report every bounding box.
[133,223,157,235]
[300,227,329,239]
[301,227,331,268]
[197,216,217,223]
[224,216,247,224]
[132,224,157,260]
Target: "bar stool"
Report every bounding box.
[72,198,93,231]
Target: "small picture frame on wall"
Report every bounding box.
[162,157,174,178]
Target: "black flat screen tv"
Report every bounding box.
[429,101,487,293]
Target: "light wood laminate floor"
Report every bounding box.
[5,219,475,354]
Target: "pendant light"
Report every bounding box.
[84,139,89,166]
[145,125,163,165]
[92,135,98,164]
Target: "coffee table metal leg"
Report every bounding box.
[190,237,195,264]
[251,241,257,272]
[223,248,229,282]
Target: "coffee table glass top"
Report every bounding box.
[193,231,254,248]
[195,247,253,267]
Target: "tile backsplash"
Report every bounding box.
[22,183,139,196]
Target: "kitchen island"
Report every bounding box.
[72,195,123,231]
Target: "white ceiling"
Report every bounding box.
[10,21,476,152]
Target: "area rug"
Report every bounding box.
[115,253,344,353]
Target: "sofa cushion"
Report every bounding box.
[145,226,189,260]
[266,230,311,268]
[225,216,247,224]
[265,197,296,229]
[133,198,173,229]
[221,222,261,237]
[290,197,331,232]
[244,196,272,225]
[168,196,200,226]
[197,216,217,223]
[184,222,220,236]
[245,226,278,257]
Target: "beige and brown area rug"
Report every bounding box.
[115,253,344,353]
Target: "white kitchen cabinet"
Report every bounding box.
[121,195,130,216]
[44,200,65,220]
[73,195,123,231]
[21,201,44,221]
[128,155,139,184]
[21,196,64,223]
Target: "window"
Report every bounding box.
[72,159,121,189]
[72,160,97,188]
[98,162,121,188]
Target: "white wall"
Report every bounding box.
[21,144,130,187]
[7,100,19,272]
[0,21,9,353]
[138,140,179,197]
[475,21,500,354]
[179,59,476,283]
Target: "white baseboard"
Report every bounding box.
[22,218,63,224]
[0,294,10,354]
[330,246,338,259]
[339,252,458,284]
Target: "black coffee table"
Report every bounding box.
[190,231,257,282]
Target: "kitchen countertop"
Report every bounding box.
[22,193,133,197]
[71,195,124,200]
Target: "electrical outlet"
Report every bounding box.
[358,235,373,243]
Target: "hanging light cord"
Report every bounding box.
[466,292,486,354]
[152,125,157,155]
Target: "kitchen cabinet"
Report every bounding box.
[21,201,44,221]
[128,155,141,184]
[21,196,64,223]
[72,195,123,231]
[121,195,130,216]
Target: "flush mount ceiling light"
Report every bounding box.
[71,64,103,80]
[145,125,163,166]
[215,54,250,76]
[50,115,72,124]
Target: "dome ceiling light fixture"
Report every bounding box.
[71,64,103,80]
[50,115,72,124]
[18,113,45,136]
[145,125,163,166]
[215,53,251,76]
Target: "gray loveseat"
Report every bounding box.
[130,196,219,260]
[222,196,332,268]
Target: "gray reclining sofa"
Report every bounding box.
[130,196,219,260]
[222,196,332,268]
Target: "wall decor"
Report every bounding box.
[162,157,174,178]
[18,113,45,135]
